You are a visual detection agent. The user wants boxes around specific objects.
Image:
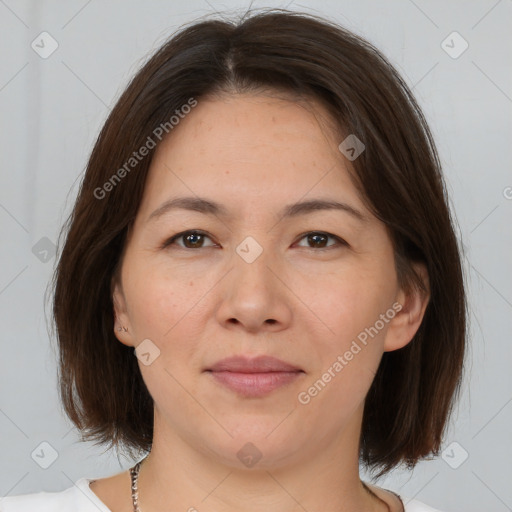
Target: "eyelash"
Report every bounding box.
[161,230,348,251]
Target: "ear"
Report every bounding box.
[112,278,136,348]
[383,262,430,352]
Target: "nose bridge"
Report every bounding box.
[215,234,292,331]
[232,234,278,294]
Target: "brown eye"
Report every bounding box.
[182,232,205,248]
[308,233,329,248]
[164,230,216,249]
[296,232,346,249]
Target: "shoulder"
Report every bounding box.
[404,497,446,512]
[0,477,111,512]
[366,483,446,512]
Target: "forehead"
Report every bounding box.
[163,92,341,161]
[137,93,367,219]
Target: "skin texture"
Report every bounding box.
[92,93,429,512]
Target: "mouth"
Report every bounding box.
[205,355,305,398]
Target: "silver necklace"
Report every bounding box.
[129,459,143,512]
[129,459,404,512]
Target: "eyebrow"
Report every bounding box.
[147,196,368,223]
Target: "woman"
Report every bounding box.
[1,8,466,512]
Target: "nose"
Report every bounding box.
[215,243,293,334]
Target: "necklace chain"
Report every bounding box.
[130,460,142,512]
[129,458,404,512]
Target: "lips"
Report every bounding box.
[205,355,304,397]
[207,355,302,373]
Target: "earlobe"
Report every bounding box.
[384,262,430,352]
[112,281,134,347]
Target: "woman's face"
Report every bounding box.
[113,93,424,468]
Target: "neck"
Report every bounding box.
[134,405,387,512]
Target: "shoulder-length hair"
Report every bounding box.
[52,8,466,477]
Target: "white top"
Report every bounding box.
[0,477,444,512]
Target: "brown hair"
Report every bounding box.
[52,8,467,477]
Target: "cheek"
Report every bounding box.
[122,255,222,384]
[123,256,202,339]
[304,264,396,342]
[297,280,392,422]
[298,264,396,399]
[123,261,208,397]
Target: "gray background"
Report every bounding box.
[0,1,511,511]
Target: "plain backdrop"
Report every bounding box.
[0,1,511,511]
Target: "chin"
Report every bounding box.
[194,419,307,470]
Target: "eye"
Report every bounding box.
[162,230,347,251]
[163,230,217,249]
[295,231,347,250]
